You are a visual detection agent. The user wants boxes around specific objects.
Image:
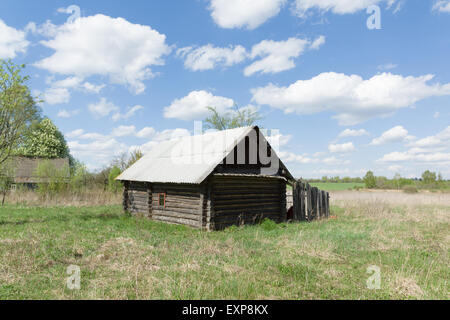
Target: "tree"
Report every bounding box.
[0,163,14,205]
[204,105,262,130]
[421,170,437,184]
[127,149,143,169]
[15,117,69,159]
[0,60,40,166]
[108,166,122,192]
[363,171,376,189]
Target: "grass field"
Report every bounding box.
[309,182,365,191]
[0,191,448,299]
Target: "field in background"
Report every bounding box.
[310,182,364,191]
[0,191,448,299]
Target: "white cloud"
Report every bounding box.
[322,156,351,165]
[163,90,234,121]
[378,151,450,163]
[66,129,85,138]
[111,125,137,137]
[409,126,450,149]
[57,109,80,118]
[130,128,191,153]
[25,20,58,37]
[377,63,398,71]
[244,37,319,76]
[338,128,369,138]
[68,138,128,169]
[328,142,355,153]
[209,0,286,30]
[377,126,450,167]
[112,105,144,122]
[266,133,292,149]
[309,35,326,50]
[278,151,313,164]
[251,72,450,125]
[370,126,414,145]
[34,14,171,94]
[178,44,247,71]
[43,76,105,105]
[0,19,29,58]
[88,98,119,118]
[293,0,397,17]
[136,127,156,139]
[43,87,71,105]
[433,1,450,13]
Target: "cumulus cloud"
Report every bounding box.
[177,44,247,71]
[370,126,414,145]
[66,126,191,169]
[433,1,450,13]
[136,127,156,139]
[329,142,356,153]
[338,128,369,138]
[409,126,450,149]
[111,125,137,137]
[163,90,234,121]
[88,98,119,118]
[68,138,128,169]
[251,72,450,125]
[377,126,450,166]
[244,37,323,76]
[293,0,397,17]
[0,19,29,58]
[278,151,313,164]
[34,14,171,94]
[43,87,71,105]
[43,76,105,105]
[209,0,286,30]
[57,109,80,118]
[112,105,144,122]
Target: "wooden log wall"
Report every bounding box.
[210,175,286,230]
[151,183,202,228]
[292,180,330,221]
[126,181,150,216]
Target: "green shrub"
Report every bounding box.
[35,160,70,197]
[108,166,122,193]
[403,185,418,194]
[260,218,277,231]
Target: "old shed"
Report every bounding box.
[116,126,295,230]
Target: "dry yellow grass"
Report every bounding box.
[4,189,122,207]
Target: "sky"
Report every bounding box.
[0,0,449,178]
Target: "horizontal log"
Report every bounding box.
[152,215,201,227]
[152,213,200,223]
[213,201,281,210]
[153,205,200,215]
[213,196,280,204]
[213,189,281,196]
[214,207,281,216]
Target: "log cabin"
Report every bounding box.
[116,126,295,230]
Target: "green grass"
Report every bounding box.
[0,202,448,299]
[309,182,365,191]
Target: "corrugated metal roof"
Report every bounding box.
[116,126,293,184]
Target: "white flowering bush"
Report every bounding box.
[16,118,69,158]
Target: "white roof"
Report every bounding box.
[116,126,292,184]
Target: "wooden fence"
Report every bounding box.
[292,180,330,221]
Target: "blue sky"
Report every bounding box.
[1,0,449,178]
